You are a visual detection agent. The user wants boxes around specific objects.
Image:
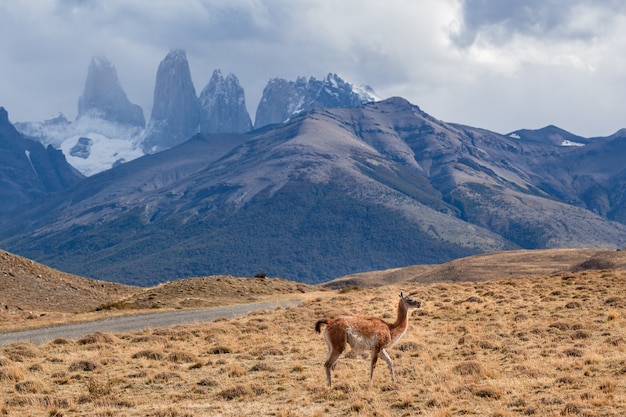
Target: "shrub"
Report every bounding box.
[549,322,570,331]
[77,332,117,345]
[338,285,360,294]
[197,378,218,387]
[571,258,615,272]
[167,351,198,363]
[15,380,46,394]
[452,361,482,376]
[85,377,112,398]
[131,350,165,360]
[562,348,584,357]
[207,346,232,354]
[397,341,420,352]
[69,360,99,372]
[151,372,182,383]
[472,386,501,399]
[3,343,40,361]
[217,385,252,400]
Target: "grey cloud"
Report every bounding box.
[454,0,626,46]
[2,0,626,138]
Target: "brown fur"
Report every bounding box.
[315,292,421,386]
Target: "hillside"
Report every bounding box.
[99,275,318,311]
[0,250,319,331]
[0,250,138,314]
[1,254,625,415]
[326,248,626,288]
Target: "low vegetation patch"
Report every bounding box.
[1,269,625,415]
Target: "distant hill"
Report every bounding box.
[0,250,137,314]
[324,248,626,288]
[0,249,316,330]
[3,247,624,316]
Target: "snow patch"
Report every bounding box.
[509,133,521,139]
[24,150,37,174]
[352,84,380,102]
[60,132,143,177]
[16,115,145,176]
[560,140,585,147]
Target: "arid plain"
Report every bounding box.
[1,248,625,416]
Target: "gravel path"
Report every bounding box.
[0,300,300,346]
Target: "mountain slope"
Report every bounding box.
[537,129,626,222]
[0,107,84,213]
[0,250,138,314]
[1,98,625,285]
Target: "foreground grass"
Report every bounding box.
[1,270,625,416]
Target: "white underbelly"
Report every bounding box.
[346,326,378,351]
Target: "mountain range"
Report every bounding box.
[14,49,377,176]
[1,96,625,286]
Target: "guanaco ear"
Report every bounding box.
[398,291,404,298]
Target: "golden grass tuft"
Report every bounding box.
[15,379,47,394]
[166,351,198,363]
[68,360,99,372]
[452,360,483,376]
[131,349,165,360]
[2,342,41,361]
[0,359,25,382]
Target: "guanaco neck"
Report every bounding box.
[389,300,409,334]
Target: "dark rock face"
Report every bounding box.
[69,137,93,159]
[198,69,252,134]
[142,49,201,153]
[77,56,145,128]
[254,73,376,129]
[0,107,83,213]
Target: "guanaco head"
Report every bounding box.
[398,291,421,309]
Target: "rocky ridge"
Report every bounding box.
[13,49,378,176]
[142,49,202,153]
[254,73,377,128]
[199,69,252,134]
[77,56,145,128]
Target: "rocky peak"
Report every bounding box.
[0,107,20,149]
[142,49,201,153]
[198,69,252,134]
[77,56,145,128]
[254,73,377,129]
[0,107,9,127]
[309,73,369,108]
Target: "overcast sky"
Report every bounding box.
[1,0,626,137]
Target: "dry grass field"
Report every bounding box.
[1,249,626,416]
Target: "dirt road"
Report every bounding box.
[0,300,300,346]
